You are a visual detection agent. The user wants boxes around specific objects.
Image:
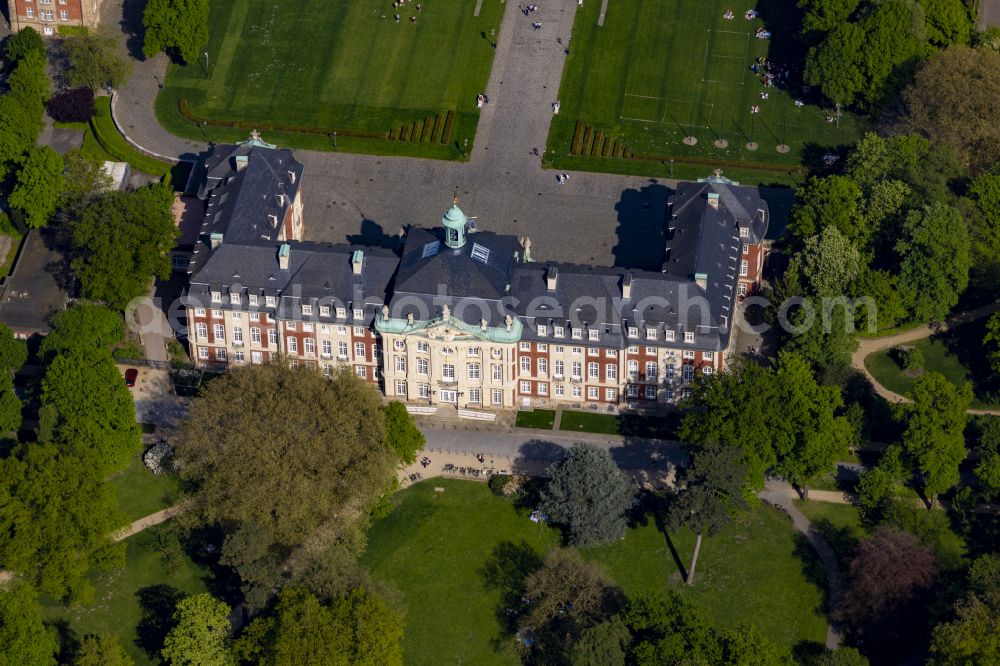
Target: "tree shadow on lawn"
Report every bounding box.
[935,321,1000,404]
[135,584,184,659]
[635,491,689,582]
[479,540,544,636]
[47,618,81,665]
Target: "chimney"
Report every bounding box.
[351,250,364,276]
[235,155,249,171]
[694,272,708,291]
[210,232,223,249]
[546,265,558,291]
[707,192,719,210]
[622,272,633,300]
[278,243,290,270]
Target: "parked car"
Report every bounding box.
[124,368,138,388]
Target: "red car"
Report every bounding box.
[124,368,139,388]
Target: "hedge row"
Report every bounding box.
[387,110,455,144]
[92,97,172,178]
[178,98,390,140]
[568,123,631,159]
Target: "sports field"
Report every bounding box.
[547,0,868,182]
[156,0,503,158]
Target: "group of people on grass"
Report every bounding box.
[387,0,420,24]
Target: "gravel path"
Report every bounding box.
[850,302,1000,415]
[759,480,844,650]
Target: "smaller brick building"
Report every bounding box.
[7,0,105,35]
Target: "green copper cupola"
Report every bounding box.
[441,195,468,249]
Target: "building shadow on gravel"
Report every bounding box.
[347,219,405,252]
[611,181,670,270]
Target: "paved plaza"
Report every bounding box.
[111,0,685,268]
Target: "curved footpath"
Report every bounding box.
[759,480,844,650]
[850,302,1000,416]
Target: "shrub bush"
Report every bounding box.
[602,137,613,157]
[48,87,95,123]
[570,120,585,155]
[430,113,444,143]
[421,116,433,142]
[903,347,925,371]
[592,130,605,156]
[411,120,421,142]
[441,110,456,144]
[489,473,512,496]
[389,127,399,140]
[400,124,411,141]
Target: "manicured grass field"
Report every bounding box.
[557,410,673,438]
[515,409,556,429]
[547,0,867,183]
[42,525,212,666]
[107,454,181,522]
[156,0,503,159]
[362,480,827,665]
[864,321,1000,410]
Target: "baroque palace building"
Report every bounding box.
[7,0,105,34]
[183,137,767,411]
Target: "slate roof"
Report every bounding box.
[195,142,303,243]
[185,241,396,325]
[387,228,520,327]
[0,230,70,336]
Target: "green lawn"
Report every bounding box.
[42,526,212,666]
[156,0,503,159]
[107,454,181,522]
[362,480,827,665]
[557,410,673,438]
[864,321,1000,410]
[547,0,867,184]
[515,409,556,429]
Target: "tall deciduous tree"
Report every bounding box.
[177,363,395,597]
[518,549,624,664]
[788,175,864,243]
[901,46,1000,171]
[623,592,723,665]
[60,149,113,215]
[0,444,127,602]
[382,401,424,465]
[74,634,134,666]
[838,526,938,656]
[929,595,1000,665]
[538,443,634,547]
[668,443,748,585]
[143,0,209,65]
[794,226,862,297]
[895,203,970,323]
[901,372,971,506]
[161,593,233,666]
[39,303,125,359]
[233,587,403,666]
[771,352,852,498]
[70,184,177,309]
[63,29,131,91]
[3,26,45,61]
[8,146,65,229]
[7,50,51,102]
[0,580,58,665]
[679,358,778,496]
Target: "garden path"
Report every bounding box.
[850,302,1000,415]
[759,480,843,650]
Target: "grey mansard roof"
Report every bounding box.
[195,141,304,243]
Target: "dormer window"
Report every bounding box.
[537,324,547,336]
[320,306,330,317]
[646,328,657,340]
[665,330,676,342]
[353,308,363,319]
[336,307,346,318]
[553,326,564,338]
[302,304,312,316]
[684,332,695,343]
[739,227,750,239]
[248,294,258,306]
[588,329,599,342]
[211,291,222,303]
[265,296,276,307]
[230,293,240,305]
[628,326,638,338]
[571,328,582,340]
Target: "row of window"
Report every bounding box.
[23,0,71,4]
[394,380,500,406]
[208,292,365,320]
[23,8,69,19]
